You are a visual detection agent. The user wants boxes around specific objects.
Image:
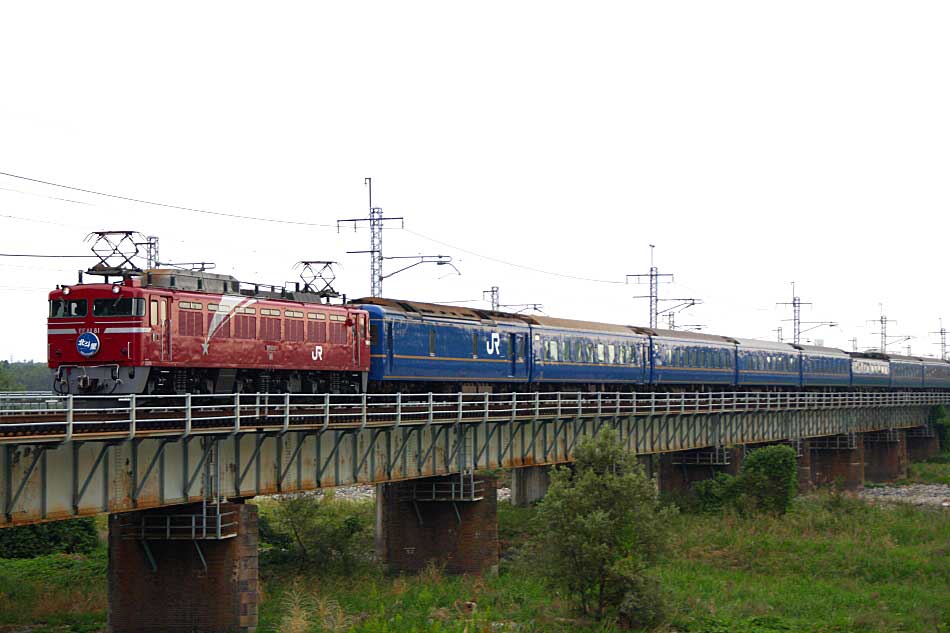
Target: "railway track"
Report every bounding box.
[0,390,947,443]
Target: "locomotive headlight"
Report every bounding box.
[112,285,121,294]
[62,287,70,295]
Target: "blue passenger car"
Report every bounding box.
[888,355,924,389]
[646,330,737,386]
[799,344,852,388]
[849,353,890,388]
[359,299,531,387]
[735,339,802,387]
[923,358,950,389]
[530,317,649,386]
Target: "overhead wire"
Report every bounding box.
[0,171,336,228]
[403,229,627,285]
[2,169,641,285]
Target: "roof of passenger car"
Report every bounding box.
[528,315,642,335]
[353,297,528,326]
[797,344,850,358]
[635,328,737,345]
[733,338,800,352]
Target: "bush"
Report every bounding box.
[934,405,950,449]
[0,518,99,559]
[738,445,798,515]
[693,473,739,514]
[531,430,675,625]
[690,445,798,516]
[258,495,373,575]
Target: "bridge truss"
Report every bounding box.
[0,390,942,526]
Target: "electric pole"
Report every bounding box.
[930,319,947,360]
[777,282,836,345]
[483,286,500,311]
[868,304,911,353]
[337,177,405,297]
[850,337,858,352]
[626,245,701,328]
[775,327,783,343]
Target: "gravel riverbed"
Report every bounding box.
[858,484,950,508]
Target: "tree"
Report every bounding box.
[0,362,23,391]
[532,430,675,626]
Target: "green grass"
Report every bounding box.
[660,492,950,632]
[0,547,107,631]
[904,453,950,485]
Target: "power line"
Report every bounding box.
[0,253,94,258]
[405,228,626,285]
[0,170,664,289]
[0,171,336,228]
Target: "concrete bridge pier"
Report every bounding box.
[375,475,498,575]
[906,428,941,462]
[511,465,552,507]
[108,502,258,633]
[863,430,908,483]
[796,439,813,490]
[810,434,865,489]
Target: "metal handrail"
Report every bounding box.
[0,390,946,443]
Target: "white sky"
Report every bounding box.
[1,2,949,362]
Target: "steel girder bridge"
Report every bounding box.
[0,390,942,527]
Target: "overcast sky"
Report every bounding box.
[2,2,949,362]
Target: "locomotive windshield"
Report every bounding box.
[93,298,146,317]
[49,299,87,318]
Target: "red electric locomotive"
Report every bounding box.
[48,268,370,395]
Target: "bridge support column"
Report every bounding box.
[656,447,742,494]
[375,475,498,575]
[511,465,551,507]
[906,432,941,462]
[108,502,258,633]
[809,435,865,490]
[863,431,908,483]
[797,440,813,490]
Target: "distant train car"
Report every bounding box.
[359,298,531,391]
[530,317,649,388]
[799,344,851,388]
[849,352,890,388]
[888,355,924,389]
[735,339,801,388]
[647,330,737,386]
[922,358,950,389]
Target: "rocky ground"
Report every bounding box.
[858,483,950,508]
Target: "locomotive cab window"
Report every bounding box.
[93,298,146,317]
[49,299,87,318]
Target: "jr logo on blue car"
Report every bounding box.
[76,332,100,357]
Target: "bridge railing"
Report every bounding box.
[0,390,946,444]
